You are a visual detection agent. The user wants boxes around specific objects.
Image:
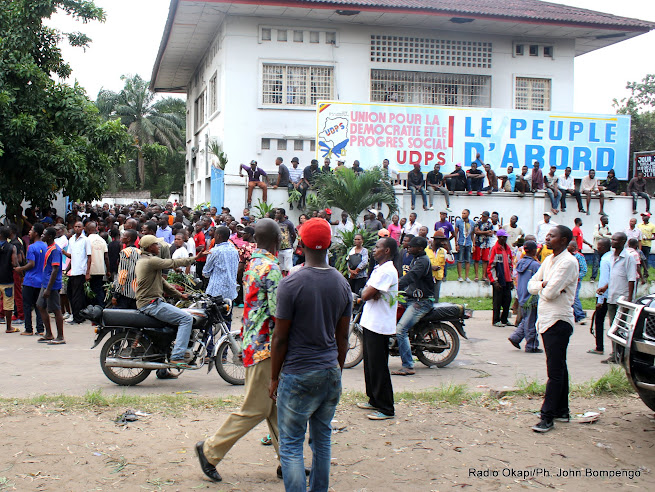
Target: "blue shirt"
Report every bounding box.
[203,241,239,300]
[42,244,63,290]
[24,241,47,288]
[455,218,473,247]
[506,172,516,191]
[596,251,612,302]
[156,226,174,244]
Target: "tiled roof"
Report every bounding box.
[282,0,654,30]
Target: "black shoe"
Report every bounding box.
[508,338,521,350]
[277,465,311,480]
[532,419,554,433]
[527,348,544,353]
[195,441,222,482]
[554,414,570,423]
[156,369,179,379]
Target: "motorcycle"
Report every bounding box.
[345,293,471,369]
[608,294,655,412]
[83,293,245,386]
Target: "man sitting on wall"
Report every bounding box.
[240,160,268,208]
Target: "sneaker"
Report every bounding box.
[477,192,483,196]
[468,191,474,195]
[428,206,434,211]
[527,348,544,353]
[356,402,377,410]
[554,414,570,423]
[446,207,452,212]
[532,419,554,433]
[12,318,24,325]
[465,277,472,283]
[66,317,78,324]
[458,277,464,282]
[367,411,394,420]
[494,321,506,327]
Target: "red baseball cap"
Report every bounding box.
[301,218,332,250]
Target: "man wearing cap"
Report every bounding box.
[270,218,351,488]
[364,211,383,232]
[487,229,514,327]
[394,236,435,376]
[508,240,541,352]
[240,160,268,208]
[135,235,202,367]
[426,230,452,302]
[638,212,655,259]
[287,157,303,210]
[407,163,429,211]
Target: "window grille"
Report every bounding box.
[294,140,303,151]
[370,36,492,69]
[277,139,287,150]
[370,70,491,107]
[515,77,551,111]
[262,64,334,106]
[261,138,270,150]
[209,73,217,114]
[194,92,205,132]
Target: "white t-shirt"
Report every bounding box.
[403,221,422,237]
[88,234,108,276]
[68,233,90,276]
[172,245,190,260]
[360,261,399,335]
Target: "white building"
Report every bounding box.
[150,0,653,208]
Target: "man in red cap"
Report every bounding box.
[271,218,352,490]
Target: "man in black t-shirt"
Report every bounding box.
[444,164,467,192]
[299,159,320,210]
[407,164,429,211]
[466,162,485,195]
[426,164,451,211]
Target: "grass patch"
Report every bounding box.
[396,383,482,405]
[440,296,598,311]
[515,367,633,398]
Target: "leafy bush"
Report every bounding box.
[331,227,377,277]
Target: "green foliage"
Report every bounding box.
[96,74,185,189]
[208,140,228,171]
[305,192,328,215]
[314,167,397,224]
[166,272,203,295]
[193,202,210,211]
[252,199,275,219]
[0,0,131,219]
[288,189,301,204]
[330,227,377,276]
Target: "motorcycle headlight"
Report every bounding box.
[221,300,232,317]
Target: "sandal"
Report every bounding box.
[5,328,20,333]
[391,368,416,376]
[169,360,192,369]
[586,349,603,355]
[261,434,272,446]
[47,339,66,345]
[37,337,55,343]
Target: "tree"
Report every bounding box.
[0,0,132,222]
[314,167,397,224]
[96,75,185,187]
[613,74,655,164]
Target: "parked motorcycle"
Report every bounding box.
[608,294,655,412]
[83,293,245,386]
[345,294,471,369]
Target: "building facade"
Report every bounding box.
[151,0,653,207]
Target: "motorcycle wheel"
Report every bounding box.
[636,387,655,412]
[414,323,460,368]
[216,336,245,385]
[344,323,364,369]
[100,332,152,386]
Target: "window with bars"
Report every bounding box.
[371,35,492,68]
[515,77,551,111]
[209,73,218,115]
[370,70,491,107]
[194,92,205,132]
[262,64,334,107]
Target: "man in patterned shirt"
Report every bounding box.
[196,218,284,483]
[112,230,140,309]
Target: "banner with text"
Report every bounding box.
[316,101,631,180]
[634,151,655,179]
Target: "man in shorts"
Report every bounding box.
[36,227,65,344]
[275,208,296,275]
[0,227,18,333]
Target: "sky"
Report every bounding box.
[50,0,655,113]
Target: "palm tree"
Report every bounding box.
[314,167,397,224]
[96,75,185,187]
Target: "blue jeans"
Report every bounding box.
[409,187,428,208]
[591,250,600,279]
[545,188,561,209]
[277,367,342,492]
[396,299,433,369]
[456,245,472,263]
[573,281,585,321]
[509,306,539,351]
[138,299,193,360]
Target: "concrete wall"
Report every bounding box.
[184,14,576,207]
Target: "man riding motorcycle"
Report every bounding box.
[394,236,435,376]
[135,235,204,368]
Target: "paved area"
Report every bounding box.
[0,309,607,398]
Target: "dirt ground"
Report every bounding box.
[0,394,653,491]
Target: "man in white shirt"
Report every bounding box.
[528,224,579,433]
[63,221,91,324]
[624,218,643,248]
[557,166,585,213]
[580,169,605,216]
[357,237,399,420]
[334,211,354,244]
[535,212,557,245]
[402,212,422,237]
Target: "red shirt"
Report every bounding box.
[572,226,583,251]
[194,232,207,262]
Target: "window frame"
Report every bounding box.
[259,61,336,110]
[514,76,552,111]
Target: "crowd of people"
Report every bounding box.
[0,186,651,489]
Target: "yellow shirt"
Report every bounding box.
[539,245,553,262]
[638,223,655,247]
[425,247,447,281]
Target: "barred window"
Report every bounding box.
[370,35,492,68]
[515,77,551,111]
[370,70,491,107]
[262,64,334,107]
[208,73,218,114]
[194,91,205,132]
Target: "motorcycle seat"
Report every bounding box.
[102,309,169,329]
[424,303,463,322]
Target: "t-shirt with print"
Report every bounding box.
[278,219,296,251]
[87,234,108,276]
[360,261,398,335]
[24,241,47,289]
[475,219,493,248]
[42,244,63,290]
[276,266,352,374]
[455,218,473,246]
